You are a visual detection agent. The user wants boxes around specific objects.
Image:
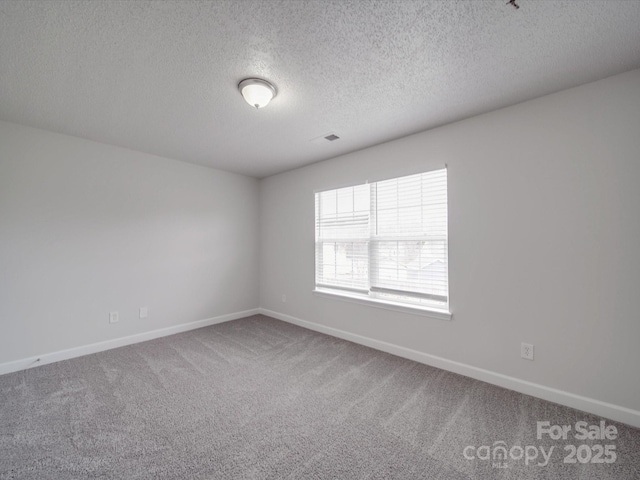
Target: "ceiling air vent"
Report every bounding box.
[310,132,341,145]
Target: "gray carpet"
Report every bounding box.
[1,314,639,479]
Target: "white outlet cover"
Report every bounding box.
[139,307,148,319]
[109,312,119,324]
[521,343,534,360]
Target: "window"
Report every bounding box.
[315,168,449,316]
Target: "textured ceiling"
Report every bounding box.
[1,0,639,178]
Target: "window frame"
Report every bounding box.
[314,167,452,321]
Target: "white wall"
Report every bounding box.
[259,69,640,417]
[0,121,259,365]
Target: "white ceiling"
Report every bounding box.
[1,1,639,178]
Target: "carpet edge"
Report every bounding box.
[259,307,640,429]
[0,308,260,376]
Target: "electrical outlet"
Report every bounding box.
[139,307,148,319]
[109,311,119,324]
[521,342,534,360]
[281,294,286,303]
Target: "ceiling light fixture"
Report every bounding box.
[238,78,277,109]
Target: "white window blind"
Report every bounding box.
[370,169,448,305]
[315,184,370,292]
[315,168,448,310]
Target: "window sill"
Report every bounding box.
[313,288,452,321]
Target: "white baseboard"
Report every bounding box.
[0,308,260,376]
[259,308,640,429]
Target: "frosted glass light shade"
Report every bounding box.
[238,78,277,109]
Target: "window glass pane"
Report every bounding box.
[315,183,370,291]
[321,243,336,279]
[315,168,448,309]
[336,187,353,213]
[316,184,370,241]
[354,186,369,213]
[375,182,397,210]
[320,190,336,215]
[316,241,368,290]
[397,179,421,208]
[423,208,447,236]
[371,240,447,295]
[397,205,421,234]
[376,209,397,236]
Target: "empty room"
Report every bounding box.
[1,1,640,479]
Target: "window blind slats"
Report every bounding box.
[315,168,448,309]
[315,184,370,290]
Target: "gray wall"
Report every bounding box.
[259,69,640,413]
[0,121,260,364]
